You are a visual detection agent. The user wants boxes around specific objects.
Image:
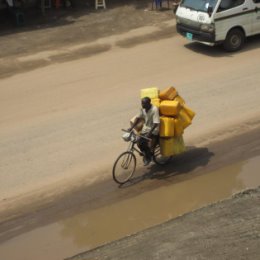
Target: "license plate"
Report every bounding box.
[186,32,193,40]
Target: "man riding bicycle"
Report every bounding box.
[129,97,160,166]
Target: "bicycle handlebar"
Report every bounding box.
[121,129,151,141]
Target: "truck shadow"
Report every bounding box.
[184,34,260,57]
[120,147,214,188]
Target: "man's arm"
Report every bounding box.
[147,123,159,137]
[128,116,142,132]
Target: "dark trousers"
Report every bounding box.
[137,134,159,160]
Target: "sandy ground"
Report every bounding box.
[0,0,176,202]
[0,1,260,259]
[0,0,260,215]
[1,125,260,244]
[0,0,174,78]
[1,19,260,205]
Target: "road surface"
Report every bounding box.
[1,20,260,207]
[0,4,260,259]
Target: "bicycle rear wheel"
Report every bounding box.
[112,151,136,184]
[153,144,172,165]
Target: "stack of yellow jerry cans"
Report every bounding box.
[140,86,195,156]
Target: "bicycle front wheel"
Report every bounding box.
[153,144,172,166]
[112,151,136,184]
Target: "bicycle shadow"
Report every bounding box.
[119,146,214,188]
[119,171,153,188]
[151,146,214,180]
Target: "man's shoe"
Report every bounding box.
[143,157,151,166]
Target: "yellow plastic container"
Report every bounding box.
[159,100,181,116]
[174,95,185,105]
[159,86,178,100]
[160,137,175,156]
[151,98,161,108]
[140,87,159,99]
[172,135,185,155]
[179,108,192,129]
[160,136,185,156]
[174,117,184,136]
[160,116,175,137]
[183,104,195,120]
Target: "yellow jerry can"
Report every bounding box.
[174,117,184,136]
[151,98,161,108]
[140,87,159,99]
[172,135,186,155]
[174,95,185,105]
[159,136,185,156]
[159,100,181,116]
[160,116,175,137]
[159,86,178,100]
[159,137,175,156]
[179,108,192,129]
[183,104,195,120]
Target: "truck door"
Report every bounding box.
[214,0,251,40]
[252,0,260,33]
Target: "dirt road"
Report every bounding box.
[0,1,174,78]
[0,2,260,259]
[0,125,260,260]
[1,13,260,204]
[0,126,260,260]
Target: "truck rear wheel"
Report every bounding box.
[223,28,245,52]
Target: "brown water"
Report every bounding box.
[0,155,260,260]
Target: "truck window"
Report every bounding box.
[180,0,218,12]
[217,0,245,12]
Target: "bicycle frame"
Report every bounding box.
[112,130,173,184]
[123,129,156,156]
[125,134,143,157]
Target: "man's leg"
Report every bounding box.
[137,136,152,165]
[150,134,159,153]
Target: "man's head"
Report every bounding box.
[141,97,152,111]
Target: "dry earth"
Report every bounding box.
[0,1,260,259]
[0,0,175,78]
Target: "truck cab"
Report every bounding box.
[176,0,260,51]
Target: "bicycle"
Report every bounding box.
[112,129,173,184]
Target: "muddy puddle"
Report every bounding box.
[0,155,260,260]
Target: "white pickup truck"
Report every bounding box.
[176,0,260,51]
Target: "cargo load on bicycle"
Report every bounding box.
[139,86,195,157]
[112,85,195,185]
